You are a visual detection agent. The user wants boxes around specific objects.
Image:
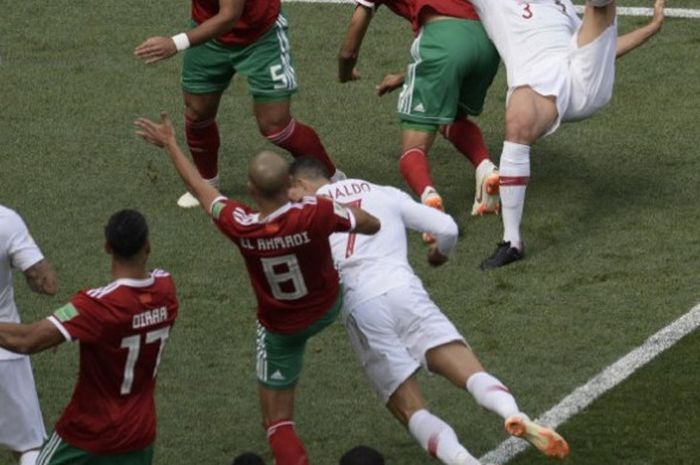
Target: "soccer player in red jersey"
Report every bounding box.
[339,0,502,227]
[136,112,380,465]
[0,210,178,465]
[135,0,345,209]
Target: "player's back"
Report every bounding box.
[49,270,178,454]
[471,0,580,87]
[318,180,455,311]
[212,196,354,333]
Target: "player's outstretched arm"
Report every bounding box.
[347,206,381,235]
[135,112,221,214]
[616,0,665,58]
[0,320,64,355]
[134,0,245,64]
[24,259,58,296]
[338,5,374,82]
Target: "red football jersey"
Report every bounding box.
[47,270,178,454]
[357,0,478,34]
[212,196,355,333]
[191,0,280,46]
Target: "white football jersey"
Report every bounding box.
[470,0,581,89]
[316,179,458,312]
[0,206,44,360]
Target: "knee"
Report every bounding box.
[184,99,216,123]
[505,110,539,144]
[256,106,292,136]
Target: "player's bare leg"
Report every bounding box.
[580,0,617,44]
[399,129,443,243]
[254,99,344,181]
[259,385,309,465]
[480,87,558,269]
[180,91,224,208]
[426,341,569,459]
[387,376,483,465]
[439,118,500,216]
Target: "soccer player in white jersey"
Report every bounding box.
[289,158,569,465]
[0,205,58,465]
[470,0,666,268]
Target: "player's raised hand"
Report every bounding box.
[135,112,177,148]
[651,0,665,29]
[375,73,405,97]
[134,37,178,64]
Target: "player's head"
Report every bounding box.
[288,156,331,199]
[339,446,385,465]
[231,452,266,465]
[248,151,291,203]
[104,209,150,262]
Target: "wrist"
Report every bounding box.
[171,33,190,52]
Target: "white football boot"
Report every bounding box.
[471,160,500,216]
[177,175,219,209]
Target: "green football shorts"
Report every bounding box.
[37,432,154,465]
[256,292,342,389]
[397,18,500,127]
[181,13,297,101]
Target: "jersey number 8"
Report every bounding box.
[261,254,309,301]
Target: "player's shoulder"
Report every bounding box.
[0,205,26,234]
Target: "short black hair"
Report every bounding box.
[339,446,385,465]
[289,156,331,181]
[105,209,149,259]
[231,452,266,465]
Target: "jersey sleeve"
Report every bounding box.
[312,197,356,235]
[210,196,253,238]
[356,0,378,11]
[46,292,104,344]
[3,210,44,272]
[390,187,459,256]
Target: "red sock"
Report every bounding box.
[440,118,490,168]
[265,119,336,175]
[185,116,220,180]
[399,147,434,197]
[267,419,309,465]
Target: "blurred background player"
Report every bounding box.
[472,0,667,268]
[135,0,344,209]
[338,0,501,229]
[0,205,57,465]
[339,446,385,465]
[290,158,569,465]
[136,113,379,465]
[0,209,179,465]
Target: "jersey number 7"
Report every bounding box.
[120,327,171,395]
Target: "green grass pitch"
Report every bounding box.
[2,1,699,464]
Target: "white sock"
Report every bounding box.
[498,141,530,249]
[466,371,521,420]
[408,409,480,465]
[19,450,39,465]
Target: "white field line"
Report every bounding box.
[479,302,700,464]
[283,0,700,19]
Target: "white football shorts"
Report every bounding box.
[507,21,617,135]
[0,357,46,452]
[562,21,617,124]
[343,284,465,404]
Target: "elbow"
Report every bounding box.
[367,217,381,234]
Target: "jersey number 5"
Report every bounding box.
[120,327,170,395]
[261,254,309,300]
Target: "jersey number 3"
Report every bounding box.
[120,327,170,395]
